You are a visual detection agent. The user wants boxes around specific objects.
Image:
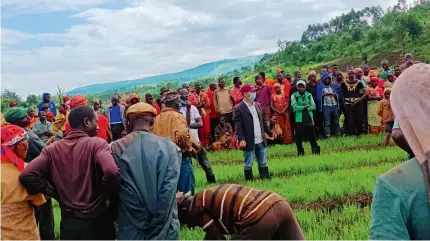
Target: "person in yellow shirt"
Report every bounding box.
[1,125,46,240]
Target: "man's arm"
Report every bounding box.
[152,146,181,236]
[214,91,220,113]
[173,115,193,151]
[307,94,316,111]
[280,201,305,240]
[25,132,46,162]
[93,140,120,191]
[291,94,304,112]
[47,123,54,136]
[232,107,244,142]
[19,148,57,197]
[189,106,203,129]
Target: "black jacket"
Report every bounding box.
[233,101,273,152]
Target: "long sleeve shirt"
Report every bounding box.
[188,184,285,235]
[153,108,193,153]
[19,130,120,219]
[214,88,234,114]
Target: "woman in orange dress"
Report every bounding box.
[270,83,293,144]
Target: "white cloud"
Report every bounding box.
[2,0,402,97]
[1,0,110,16]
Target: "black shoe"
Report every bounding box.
[206,174,216,184]
[312,146,321,155]
[258,167,271,180]
[244,169,254,181]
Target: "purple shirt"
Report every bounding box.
[19,130,120,219]
[255,85,272,108]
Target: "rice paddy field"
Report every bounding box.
[52,135,405,239]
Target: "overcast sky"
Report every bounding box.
[2,0,402,97]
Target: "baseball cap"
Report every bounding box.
[240,83,258,93]
[297,80,306,86]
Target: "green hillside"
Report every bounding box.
[2,0,429,110]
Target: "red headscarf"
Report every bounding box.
[63,96,70,104]
[69,95,88,109]
[1,125,27,171]
[9,100,17,107]
[46,112,55,122]
[127,93,140,104]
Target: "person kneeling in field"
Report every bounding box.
[212,116,236,151]
[176,184,304,240]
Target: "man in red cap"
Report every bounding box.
[233,83,275,181]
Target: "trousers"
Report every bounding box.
[295,122,319,155]
[243,143,267,171]
[178,156,195,195]
[194,148,216,183]
[35,198,55,240]
[323,105,340,137]
[110,123,124,141]
[60,212,116,240]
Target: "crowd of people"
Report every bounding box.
[1,53,427,240]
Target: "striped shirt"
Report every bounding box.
[190,184,285,234]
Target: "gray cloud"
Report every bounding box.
[2,0,402,97]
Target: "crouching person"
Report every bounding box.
[176,184,305,240]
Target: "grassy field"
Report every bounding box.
[52,135,404,239]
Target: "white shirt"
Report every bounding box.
[180,104,201,142]
[245,101,263,144]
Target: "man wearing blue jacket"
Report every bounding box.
[316,72,341,138]
[38,93,57,116]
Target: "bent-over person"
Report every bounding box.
[176,184,304,240]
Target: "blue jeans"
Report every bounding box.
[244,143,267,171]
[323,105,340,137]
[178,156,195,195]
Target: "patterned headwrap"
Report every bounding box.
[69,95,88,109]
[161,91,180,104]
[4,107,28,123]
[1,125,27,171]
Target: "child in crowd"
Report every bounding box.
[377,88,395,145]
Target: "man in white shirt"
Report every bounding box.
[179,88,216,183]
[233,84,275,181]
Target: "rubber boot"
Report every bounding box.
[297,147,305,156]
[312,146,321,155]
[206,174,216,184]
[244,169,254,181]
[258,167,271,180]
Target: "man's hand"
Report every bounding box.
[272,133,277,139]
[105,199,110,208]
[303,104,310,109]
[239,141,246,149]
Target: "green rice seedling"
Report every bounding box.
[196,162,399,204]
[206,135,387,164]
[178,205,371,240]
[195,147,404,186]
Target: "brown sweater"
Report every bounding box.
[214,88,234,114]
[189,184,285,234]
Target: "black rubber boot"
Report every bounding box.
[258,167,271,180]
[312,146,321,155]
[297,147,305,156]
[206,174,216,184]
[244,169,254,181]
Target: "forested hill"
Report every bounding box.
[67,55,263,96]
[1,0,429,111]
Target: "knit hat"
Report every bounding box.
[4,107,28,123]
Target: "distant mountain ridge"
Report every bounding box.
[67,55,263,95]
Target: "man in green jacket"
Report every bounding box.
[291,80,320,156]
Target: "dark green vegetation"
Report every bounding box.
[51,134,406,239]
[2,1,429,112]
